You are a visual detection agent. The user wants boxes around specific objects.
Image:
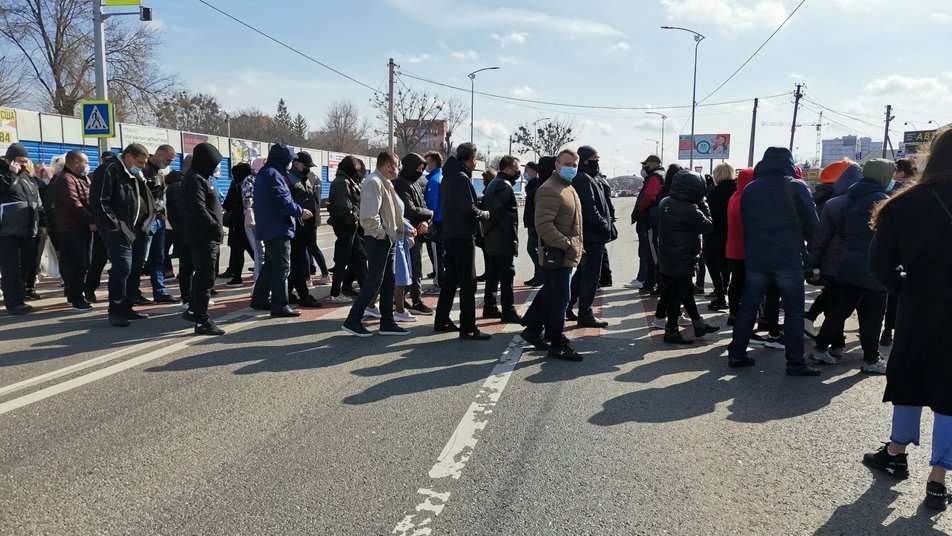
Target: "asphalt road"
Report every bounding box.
[1,198,949,535]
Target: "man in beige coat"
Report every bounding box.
[342,151,409,337]
[520,149,584,361]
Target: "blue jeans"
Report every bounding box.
[523,266,572,344]
[100,229,148,313]
[251,237,292,312]
[346,236,394,325]
[526,226,542,280]
[570,241,605,318]
[891,406,952,470]
[728,268,807,369]
[143,218,170,297]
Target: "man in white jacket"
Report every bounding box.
[342,151,410,337]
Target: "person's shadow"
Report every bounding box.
[814,475,949,535]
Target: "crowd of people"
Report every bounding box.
[1,128,950,511]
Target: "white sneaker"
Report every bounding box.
[624,280,643,289]
[804,318,818,338]
[809,351,837,365]
[364,307,382,319]
[393,310,417,323]
[329,294,352,304]
[650,317,666,329]
[861,358,887,375]
[679,313,693,326]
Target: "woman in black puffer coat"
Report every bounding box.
[658,169,719,344]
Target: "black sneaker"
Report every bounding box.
[124,310,149,320]
[523,278,542,287]
[638,286,655,295]
[250,301,271,311]
[547,342,582,361]
[924,481,951,512]
[298,295,323,308]
[501,311,522,324]
[693,321,720,337]
[520,328,548,350]
[729,357,756,368]
[409,302,434,315]
[342,322,372,337]
[24,289,41,300]
[153,294,179,304]
[460,329,491,341]
[577,316,608,328]
[380,323,411,336]
[8,304,34,315]
[84,290,98,303]
[226,278,244,287]
[182,310,198,322]
[271,308,302,318]
[434,320,460,332]
[70,300,93,311]
[195,321,225,336]
[862,443,909,480]
[880,331,893,347]
[565,309,578,321]
[108,314,130,327]
[785,365,822,377]
[288,293,300,305]
[763,334,785,350]
[131,294,152,306]
[482,307,502,319]
[708,299,728,311]
[663,331,694,345]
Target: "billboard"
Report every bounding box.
[181,132,209,154]
[120,123,169,152]
[0,108,17,154]
[230,138,265,164]
[679,134,731,160]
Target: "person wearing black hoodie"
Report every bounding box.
[286,151,323,309]
[0,143,43,315]
[221,162,255,287]
[566,145,611,328]
[180,143,226,335]
[327,155,366,302]
[393,152,433,314]
[482,155,521,323]
[434,142,491,340]
[522,159,550,286]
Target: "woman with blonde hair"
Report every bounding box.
[703,162,736,310]
[862,128,952,511]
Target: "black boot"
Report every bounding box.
[693,320,720,338]
[663,330,693,345]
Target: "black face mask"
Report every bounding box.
[586,160,600,174]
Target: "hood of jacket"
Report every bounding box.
[400,153,426,176]
[671,170,707,204]
[813,183,836,206]
[338,156,358,180]
[753,147,796,180]
[442,155,470,179]
[833,163,863,196]
[847,177,886,200]
[537,156,556,181]
[736,168,754,192]
[190,143,222,178]
[266,143,295,172]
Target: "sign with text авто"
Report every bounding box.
[0,108,18,154]
[80,100,114,138]
[902,130,936,154]
[678,134,731,160]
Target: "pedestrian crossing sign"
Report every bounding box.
[80,100,114,138]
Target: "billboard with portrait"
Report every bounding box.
[679,134,731,160]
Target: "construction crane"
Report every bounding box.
[762,111,829,167]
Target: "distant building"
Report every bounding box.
[821,135,883,167]
[396,119,448,152]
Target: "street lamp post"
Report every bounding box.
[645,138,660,156]
[646,111,667,162]
[468,66,500,143]
[661,26,705,168]
[528,116,551,159]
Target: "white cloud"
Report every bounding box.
[509,86,536,98]
[451,50,479,61]
[473,119,510,142]
[498,56,520,65]
[392,51,432,64]
[931,12,952,23]
[863,75,950,99]
[787,72,803,80]
[610,42,631,52]
[491,32,529,47]
[661,0,789,32]
[580,120,615,137]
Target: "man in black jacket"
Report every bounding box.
[394,152,434,315]
[181,142,226,335]
[567,146,611,328]
[522,160,544,286]
[0,143,43,315]
[137,144,178,304]
[286,151,322,308]
[327,156,366,302]
[89,143,156,327]
[434,142,491,340]
[482,155,521,323]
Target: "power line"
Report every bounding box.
[802,97,883,129]
[698,0,808,104]
[399,69,789,111]
[196,0,381,94]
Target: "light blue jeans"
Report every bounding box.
[891,406,952,470]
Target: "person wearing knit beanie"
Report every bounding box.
[819,159,850,185]
[864,158,897,190]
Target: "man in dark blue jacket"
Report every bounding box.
[727,147,821,376]
[567,146,611,328]
[250,143,313,316]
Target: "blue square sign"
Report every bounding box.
[80,100,114,138]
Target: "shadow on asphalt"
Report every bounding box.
[814,474,948,535]
[589,344,869,425]
[517,336,646,384]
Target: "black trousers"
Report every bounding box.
[600,249,612,285]
[883,292,898,333]
[663,276,701,331]
[407,239,424,302]
[189,240,219,323]
[330,223,367,296]
[84,231,109,295]
[815,282,887,361]
[703,233,730,301]
[226,224,254,278]
[288,229,310,297]
[727,258,746,317]
[426,223,446,287]
[436,238,477,331]
[58,230,92,304]
[0,235,32,309]
[484,254,515,312]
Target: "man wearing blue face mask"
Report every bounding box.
[89,143,157,327]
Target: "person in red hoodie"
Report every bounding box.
[725,168,753,325]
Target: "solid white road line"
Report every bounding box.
[392,335,526,535]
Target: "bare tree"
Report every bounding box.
[443,96,469,155]
[312,100,371,154]
[373,86,445,156]
[0,55,24,106]
[155,91,228,136]
[0,0,176,121]
[512,117,577,160]
[228,107,280,142]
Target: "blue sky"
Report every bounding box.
[151,0,952,174]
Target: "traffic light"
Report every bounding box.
[139,6,152,21]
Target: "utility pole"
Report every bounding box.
[387,58,395,153]
[789,83,803,151]
[883,104,894,158]
[93,2,109,156]
[508,134,513,155]
[748,98,758,167]
[814,110,822,167]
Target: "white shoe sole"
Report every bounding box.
[342,325,372,338]
[379,330,411,336]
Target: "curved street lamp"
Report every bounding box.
[661,26,705,168]
[645,138,660,155]
[468,66,500,143]
[646,111,668,162]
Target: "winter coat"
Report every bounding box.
[572,165,612,244]
[222,178,245,228]
[523,176,543,228]
[741,147,819,271]
[394,172,433,227]
[165,171,186,232]
[726,169,754,261]
[870,181,952,415]
[0,160,43,238]
[706,179,736,237]
[142,160,168,215]
[89,155,156,245]
[182,143,224,244]
[288,167,319,232]
[328,169,360,227]
[633,167,665,226]
[812,183,836,215]
[252,144,302,242]
[533,175,583,268]
[808,164,864,277]
[835,178,888,290]
[359,170,404,242]
[482,174,519,256]
[52,169,95,233]
[658,171,714,278]
[440,156,486,240]
[424,167,443,224]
